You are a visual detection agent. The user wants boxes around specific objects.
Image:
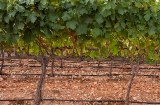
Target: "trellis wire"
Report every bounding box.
[0,98,160,104]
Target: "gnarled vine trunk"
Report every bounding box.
[125,61,135,105]
[34,57,48,105]
[0,45,4,75]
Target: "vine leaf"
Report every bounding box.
[90,51,97,58]
[137,24,144,30]
[92,27,101,38]
[66,20,78,30]
[114,22,119,29]
[50,23,65,31]
[18,22,24,30]
[76,24,87,35]
[26,0,34,5]
[144,14,150,21]
[135,2,142,8]
[95,15,104,24]
[144,10,151,21]
[23,29,35,44]
[148,26,156,35]
[5,33,11,43]
[85,0,95,4]
[4,16,9,23]
[41,0,47,5]
[79,8,88,15]
[106,2,112,10]
[118,7,125,15]
[0,2,5,10]
[15,5,25,12]
[85,17,93,24]
[29,12,37,23]
[8,10,17,18]
[62,12,71,21]
[49,13,58,22]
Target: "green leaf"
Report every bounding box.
[140,30,147,36]
[41,28,53,38]
[100,46,108,57]
[0,2,5,10]
[106,2,111,10]
[79,8,88,15]
[23,29,35,44]
[111,2,116,9]
[95,15,104,24]
[26,0,34,5]
[105,20,111,28]
[144,10,151,21]
[8,10,17,18]
[50,23,65,31]
[66,20,78,30]
[120,21,126,28]
[148,26,156,35]
[4,16,9,23]
[23,35,31,44]
[92,3,98,10]
[114,22,119,29]
[135,2,142,8]
[40,21,45,26]
[0,35,3,42]
[38,3,47,10]
[144,14,150,21]
[105,10,111,17]
[15,5,25,12]
[92,27,101,37]
[112,46,119,55]
[88,0,95,4]
[105,32,111,38]
[18,22,24,30]
[62,12,71,21]
[118,7,125,15]
[5,33,11,43]
[120,30,128,37]
[115,25,122,32]
[28,12,37,23]
[128,28,134,35]
[85,17,93,24]
[33,44,40,55]
[41,0,47,5]
[136,24,144,30]
[12,34,19,43]
[111,14,115,21]
[49,13,58,22]
[90,51,98,58]
[76,24,87,35]
[0,12,2,19]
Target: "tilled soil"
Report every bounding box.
[0,59,160,105]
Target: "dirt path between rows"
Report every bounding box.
[0,59,160,105]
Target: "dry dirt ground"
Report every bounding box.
[0,59,160,105]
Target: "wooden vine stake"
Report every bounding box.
[98,57,102,68]
[125,61,135,105]
[98,60,101,68]
[51,58,54,77]
[109,56,113,77]
[136,54,140,75]
[0,44,4,75]
[60,49,63,68]
[34,57,49,105]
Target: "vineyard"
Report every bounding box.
[0,0,160,105]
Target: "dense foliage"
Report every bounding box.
[0,0,159,63]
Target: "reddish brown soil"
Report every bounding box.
[0,59,160,105]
